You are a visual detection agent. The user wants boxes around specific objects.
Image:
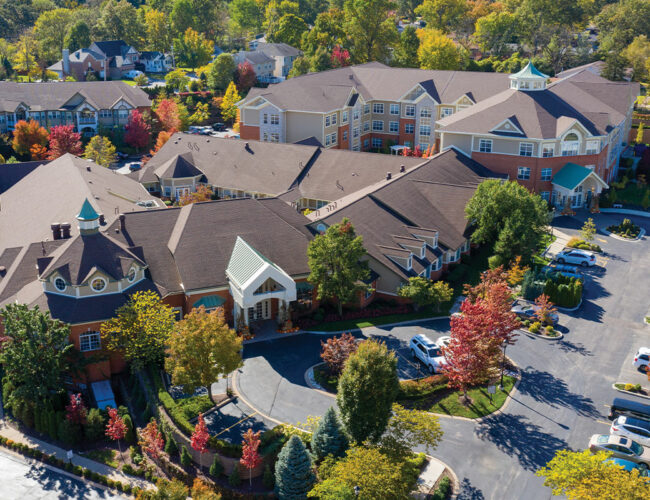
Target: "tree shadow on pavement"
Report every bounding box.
[475,413,567,471]
[26,463,113,498]
[455,478,485,500]
[516,368,599,418]
[556,339,593,357]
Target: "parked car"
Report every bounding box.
[212,122,225,131]
[554,248,596,267]
[540,265,585,282]
[126,161,142,172]
[589,434,650,467]
[511,300,559,325]
[611,415,650,447]
[606,457,650,476]
[634,348,650,372]
[609,398,650,421]
[409,334,447,374]
[124,70,144,79]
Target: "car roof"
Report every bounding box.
[620,415,650,428]
[638,347,650,355]
[412,334,436,347]
[607,458,640,471]
[613,397,650,414]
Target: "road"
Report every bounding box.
[0,448,124,500]
[236,212,650,499]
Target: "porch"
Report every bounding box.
[551,163,608,211]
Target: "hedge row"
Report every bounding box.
[544,277,582,308]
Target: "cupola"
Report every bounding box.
[77,198,100,235]
[509,61,549,91]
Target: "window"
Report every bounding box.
[363,138,369,148]
[420,107,432,118]
[390,104,399,115]
[118,109,129,119]
[405,105,415,117]
[517,167,531,180]
[100,109,112,118]
[440,107,453,118]
[90,277,107,292]
[127,266,137,283]
[270,114,279,125]
[389,121,399,133]
[54,277,67,292]
[342,110,348,123]
[405,123,414,134]
[325,135,331,146]
[353,127,359,138]
[270,133,280,143]
[372,120,384,131]
[325,115,330,127]
[331,114,337,125]
[330,133,337,145]
[562,133,580,156]
[263,113,268,124]
[419,125,431,136]
[343,130,348,141]
[80,332,101,352]
[363,121,370,132]
[541,168,552,181]
[586,140,599,154]
[478,139,492,153]
[540,191,550,201]
[363,104,370,115]
[353,108,360,120]
[262,132,268,141]
[372,137,382,148]
[519,143,533,156]
[373,103,384,114]
[542,144,554,157]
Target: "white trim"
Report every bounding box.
[90,276,107,293]
[490,118,524,135]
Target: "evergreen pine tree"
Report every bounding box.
[311,407,348,461]
[123,414,135,443]
[274,435,315,500]
[262,464,275,489]
[180,445,192,467]
[209,455,223,477]
[47,410,58,439]
[229,463,242,487]
[164,432,178,456]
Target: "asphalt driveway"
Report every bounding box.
[236,212,650,500]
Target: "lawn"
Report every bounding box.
[308,309,450,332]
[81,448,119,468]
[613,182,649,206]
[532,231,556,266]
[402,375,517,419]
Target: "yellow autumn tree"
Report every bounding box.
[417,28,462,70]
[220,81,241,123]
[165,306,242,402]
[506,256,528,286]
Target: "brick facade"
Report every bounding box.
[239,124,260,141]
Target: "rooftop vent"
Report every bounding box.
[386,172,392,180]
[400,165,405,173]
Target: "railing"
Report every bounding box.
[78,117,97,124]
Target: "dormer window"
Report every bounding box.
[407,256,412,270]
[127,266,137,283]
[54,277,67,292]
[420,245,425,258]
[91,277,107,292]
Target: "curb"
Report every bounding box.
[413,454,460,500]
[473,369,522,424]
[230,370,287,428]
[612,383,650,400]
[601,227,646,242]
[304,315,451,335]
[304,364,336,399]
[520,328,564,340]
[600,208,650,218]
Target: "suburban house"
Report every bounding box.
[254,42,303,79]
[307,148,504,302]
[139,51,173,73]
[0,154,163,248]
[233,51,276,80]
[49,41,140,80]
[134,133,424,210]
[0,81,151,136]
[237,62,638,203]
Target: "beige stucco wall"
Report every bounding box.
[285,111,325,143]
[241,107,260,125]
[441,132,472,154]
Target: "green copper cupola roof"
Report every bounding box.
[509,61,549,91]
[77,198,99,221]
[510,61,549,80]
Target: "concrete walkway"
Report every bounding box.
[0,424,151,491]
[544,227,572,259]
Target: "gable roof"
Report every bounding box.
[255,42,302,57]
[226,236,288,288]
[90,40,132,58]
[153,153,205,179]
[552,163,608,191]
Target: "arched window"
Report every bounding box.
[54,277,67,292]
[90,277,107,292]
[562,133,580,156]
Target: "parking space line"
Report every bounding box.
[596,420,612,426]
[212,410,259,438]
[597,238,607,243]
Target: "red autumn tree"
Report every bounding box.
[47,124,83,159]
[124,110,151,151]
[463,266,509,303]
[65,393,87,425]
[12,119,48,157]
[191,413,210,470]
[105,407,127,460]
[331,45,351,68]
[30,143,48,160]
[236,61,257,92]
[483,281,519,347]
[534,293,557,326]
[156,99,181,132]
[140,419,164,460]
[321,332,358,375]
[240,429,262,489]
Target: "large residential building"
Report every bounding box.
[237,62,638,207]
[0,81,151,136]
[254,42,303,79]
[233,51,276,80]
[49,41,141,80]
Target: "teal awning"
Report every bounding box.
[553,163,605,191]
[193,294,226,309]
[296,282,314,291]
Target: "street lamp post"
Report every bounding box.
[500,342,507,389]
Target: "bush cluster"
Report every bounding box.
[607,218,641,239]
[567,237,602,253]
[544,276,582,308]
[397,375,448,400]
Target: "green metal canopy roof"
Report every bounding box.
[510,61,548,79]
[77,198,99,221]
[552,163,596,190]
[226,236,282,288]
[193,294,226,309]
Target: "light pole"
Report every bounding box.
[499,342,507,389]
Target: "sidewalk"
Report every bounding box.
[0,422,151,491]
[544,227,572,259]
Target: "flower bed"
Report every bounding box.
[607,218,641,239]
[567,237,602,253]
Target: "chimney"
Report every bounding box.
[62,49,70,76]
[50,223,61,240]
[60,222,71,239]
[99,214,105,225]
[386,172,392,180]
[119,214,126,231]
[0,266,6,277]
[399,165,405,173]
[86,166,91,172]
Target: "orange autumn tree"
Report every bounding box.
[321,332,358,375]
[30,143,48,160]
[155,99,181,132]
[12,119,48,157]
[140,420,164,460]
[534,293,557,326]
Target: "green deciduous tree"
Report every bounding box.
[94,0,145,49]
[417,28,462,70]
[64,21,91,53]
[380,403,443,461]
[229,0,265,35]
[311,407,348,461]
[208,53,236,92]
[398,277,453,312]
[393,25,420,68]
[337,339,399,444]
[0,304,73,410]
[145,9,173,53]
[288,56,311,77]
[274,435,316,500]
[623,35,650,82]
[165,69,190,92]
[580,218,596,242]
[344,0,399,63]
[473,11,519,57]
[100,290,176,372]
[34,8,73,61]
[307,218,370,316]
[83,135,117,168]
[269,14,308,48]
[301,8,346,58]
[465,180,550,262]
[536,449,650,499]
[174,28,214,72]
[165,306,243,403]
[415,0,468,33]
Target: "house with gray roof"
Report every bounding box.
[0,80,151,136]
[49,41,140,81]
[234,50,276,80]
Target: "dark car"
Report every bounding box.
[212,122,225,131]
[609,398,650,421]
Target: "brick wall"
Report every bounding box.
[239,124,260,140]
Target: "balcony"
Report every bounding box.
[78,116,97,124]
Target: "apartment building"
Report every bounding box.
[0,81,151,136]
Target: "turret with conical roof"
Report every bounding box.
[509,61,549,91]
[77,198,100,234]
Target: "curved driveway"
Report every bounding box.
[236,213,650,499]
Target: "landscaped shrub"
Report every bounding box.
[447,263,469,282]
[431,476,452,500]
[84,408,106,441]
[123,414,135,443]
[57,418,79,446]
[209,455,224,477]
[529,322,541,333]
[544,277,582,308]
[545,325,556,336]
[180,445,192,467]
[164,431,178,456]
[397,375,447,399]
[607,218,641,239]
[487,254,505,269]
[263,464,275,489]
[228,463,242,487]
[567,237,601,252]
[523,319,531,327]
[521,270,544,301]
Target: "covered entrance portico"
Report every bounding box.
[226,236,297,330]
[551,163,608,211]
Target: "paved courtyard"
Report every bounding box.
[235,212,650,499]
